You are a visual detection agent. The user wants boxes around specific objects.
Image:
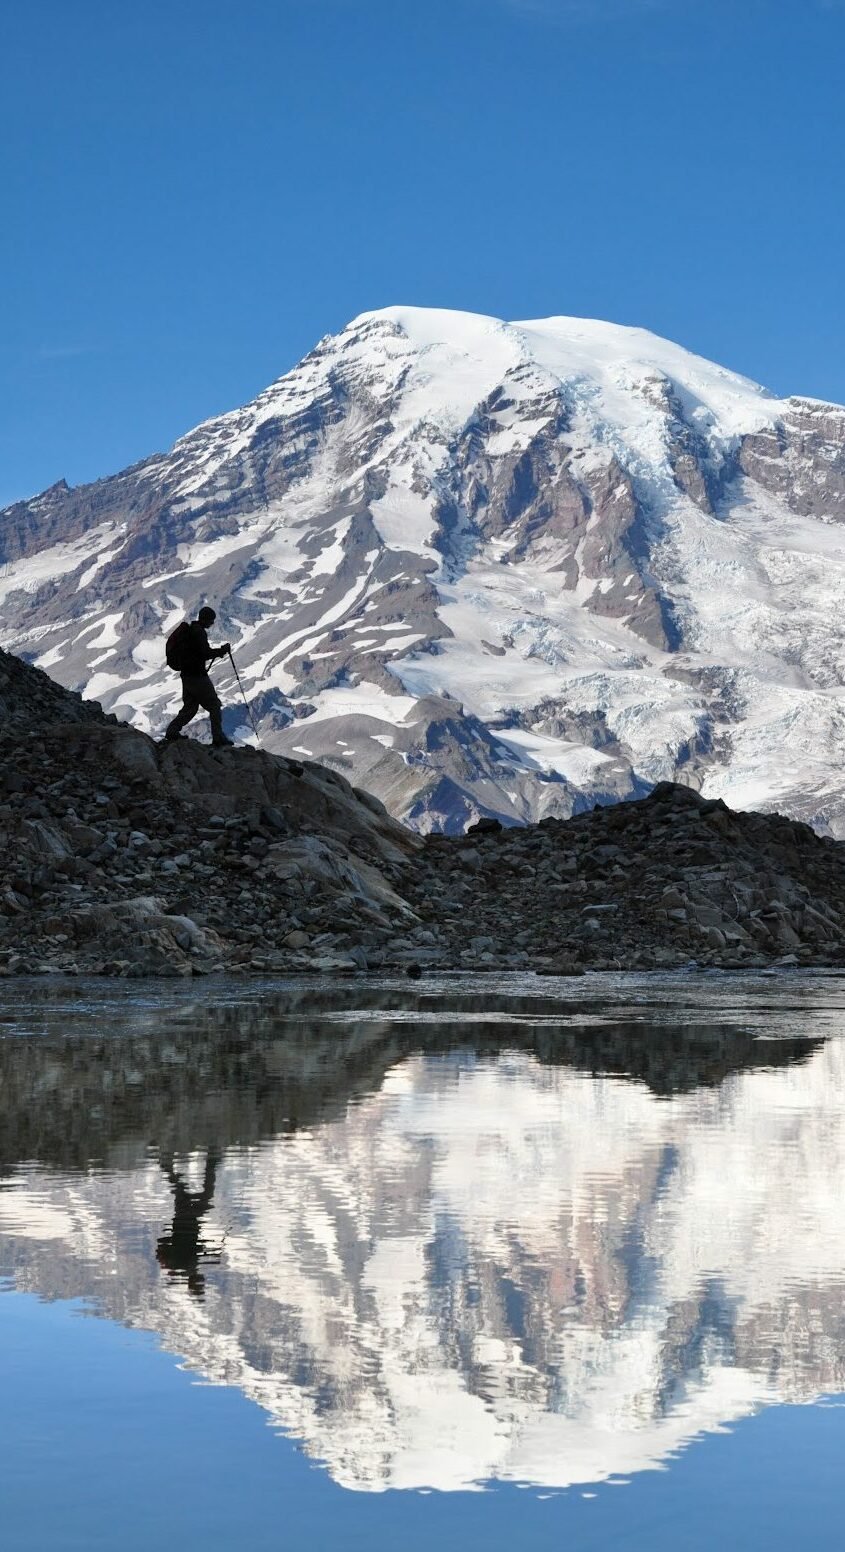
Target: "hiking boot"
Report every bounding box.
[164,730,186,743]
[212,736,235,748]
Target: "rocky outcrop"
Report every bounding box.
[4,635,845,976]
[738,396,845,519]
[0,645,421,976]
[396,783,845,974]
[0,639,114,732]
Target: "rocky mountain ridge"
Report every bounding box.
[4,307,845,832]
[0,643,420,976]
[3,644,845,975]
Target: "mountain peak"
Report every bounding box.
[2,307,845,833]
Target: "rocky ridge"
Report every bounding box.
[404,790,845,973]
[0,646,421,977]
[3,646,845,976]
[0,640,116,733]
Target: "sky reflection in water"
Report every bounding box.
[1,972,845,1549]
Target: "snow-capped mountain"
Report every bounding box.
[3,1019,845,1493]
[3,306,845,832]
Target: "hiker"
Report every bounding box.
[164,606,234,747]
[155,1151,220,1298]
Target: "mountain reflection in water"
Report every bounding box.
[1,974,844,1493]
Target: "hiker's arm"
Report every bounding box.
[211,642,231,659]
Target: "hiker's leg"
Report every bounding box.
[196,675,225,742]
[166,680,201,738]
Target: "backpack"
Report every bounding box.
[165,621,191,672]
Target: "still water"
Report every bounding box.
[1,972,845,1549]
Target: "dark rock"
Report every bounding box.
[467,816,503,836]
[4,642,845,978]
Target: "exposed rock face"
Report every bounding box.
[4,308,845,833]
[738,397,845,519]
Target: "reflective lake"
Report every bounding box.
[2,972,845,1550]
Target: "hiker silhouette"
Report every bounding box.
[155,1151,220,1298]
[164,606,234,747]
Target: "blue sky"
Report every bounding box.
[2,0,844,507]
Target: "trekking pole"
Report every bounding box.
[228,648,262,745]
